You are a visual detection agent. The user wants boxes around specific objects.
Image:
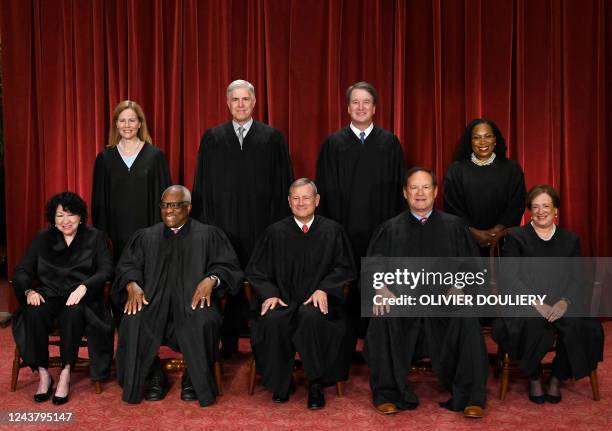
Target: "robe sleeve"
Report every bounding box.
[12,231,45,305]
[245,231,282,302]
[82,230,114,299]
[391,138,407,215]
[204,227,244,298]
[497,162,526,227]
[561,235,582,307]
[150,149,172,224]
[112,229,147,307]
[270,130,294,223]
[191,131,213,223]
[316,228,357,300]
[443,162,468,220]
[315,138,342,221]
[91,152,108,232]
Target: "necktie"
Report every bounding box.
[302,224,309,234]
[171,228,180,234]
[238,126,245,149]
[359,131,366,145]
[420,217,427,225]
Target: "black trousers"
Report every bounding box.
[251,303,351,398]
[21,296,85,369]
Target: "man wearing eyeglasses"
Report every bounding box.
[112,185,243,407]
[246,178,356,409]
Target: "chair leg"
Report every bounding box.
[95,381,102,394]
[248,357,257,395]
[499,353,510,400]
[10,346,21,392]
[214,361,223,396]
[335,381,344,397]
[589,369,600,401]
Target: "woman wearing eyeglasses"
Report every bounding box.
[443,118,526,254]
[493,185,603,404]
[11,192,114,405]
[91,100,171,262]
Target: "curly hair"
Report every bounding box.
[454,118,508,161]
[45,192,88,225]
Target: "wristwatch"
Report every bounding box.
[209,275,220,288]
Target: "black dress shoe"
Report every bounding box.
[144,371,168,401]
[34,376,54,403]
[181,370,197,401]
[307,383,325,410]
[272,380,295,403]
[545,393,562,404]
[52,384,70,406]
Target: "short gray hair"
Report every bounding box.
[289,178,318,196]
[162,185,192,203]
[227,79,255,98]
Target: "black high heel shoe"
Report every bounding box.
[52,383,70,406]
[528,379,545,404]
[34,376,54,403]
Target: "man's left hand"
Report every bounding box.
[66,284,87,306]
[304,290,328,314]
[191,276,216,309]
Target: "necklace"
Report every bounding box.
[471,152,496,166]
[118,139,143,157]
[531,221,556,241]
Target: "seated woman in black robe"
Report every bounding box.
[444,118,526,254]
[11,192,114,405]
[493,185,604,404]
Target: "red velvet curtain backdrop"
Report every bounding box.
[1,0,611,310]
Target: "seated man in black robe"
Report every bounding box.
[246,178,356,409]
[112,185,243,407]
[364,167,488,418]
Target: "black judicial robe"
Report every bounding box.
[191,120,293,267]
[92,143,171,260]
[315,126,406,264]
[364,210,489,410]
[246,216,357,397]
[112,219,243,406]
[443,158,525,231]
[11,225,114,380]
[492,224,604,380]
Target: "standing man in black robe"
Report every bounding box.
[315,81,405,339]
[192,79,293,356]
[112,185,243,407]
[246,178,356,409]
[364,167,488,418]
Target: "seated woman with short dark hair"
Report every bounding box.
[11,191,114,405]
[493,185,604,404]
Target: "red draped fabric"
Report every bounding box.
[1,0,611,312]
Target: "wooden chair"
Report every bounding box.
[243,281,346,397]
[9,280,110,394]
[488,231,601,401]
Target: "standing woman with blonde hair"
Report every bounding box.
[92,100,171,262]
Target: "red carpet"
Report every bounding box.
[0,324,609,431]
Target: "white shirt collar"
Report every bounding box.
[350,122,374,141]
[410,210,432,222]
[294,216,315,230]
[233,118,254,136]
[170,223,186,234]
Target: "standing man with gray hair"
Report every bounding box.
[192,79,294,357]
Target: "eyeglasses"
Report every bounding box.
[159,201,188,209]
